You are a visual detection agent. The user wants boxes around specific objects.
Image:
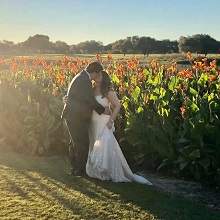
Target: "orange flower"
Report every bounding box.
[167,63,177,74]
[10,60,18,73]
[127,57,139,70]
[96,53,101,61]
[0,58,5,65]
[194,61,202,68]
[150,59,159,69]
[24,67,31,77]
[210,60,217,69]
[186,52,192,60]
[178,69,193,79]
[137,68,145,81]
[56,73,65,86]
[107,53,113,61]
[209,75,217,82]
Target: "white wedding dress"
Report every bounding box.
[86,95,152,185]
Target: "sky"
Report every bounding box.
[0,0,220,45]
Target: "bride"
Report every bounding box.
[86,70,152,185]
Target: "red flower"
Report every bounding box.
[180,106,186,119]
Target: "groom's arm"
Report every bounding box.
[81,79,105,115]
[69,76,105,115]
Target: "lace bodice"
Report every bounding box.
[95,95,109,108]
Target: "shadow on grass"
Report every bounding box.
[0,151,220,220]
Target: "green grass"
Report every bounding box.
[0,150,219,220]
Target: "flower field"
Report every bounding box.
[0,53,220,186]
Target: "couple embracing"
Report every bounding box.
[61,61,152,185]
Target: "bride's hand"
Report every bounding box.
[106,119,114,129]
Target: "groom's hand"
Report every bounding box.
[103,107,111,115]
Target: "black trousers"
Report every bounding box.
[65,116,90,173]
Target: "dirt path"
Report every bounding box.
[140,172,220,211]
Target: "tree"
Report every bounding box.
[54,41,69,54]
[76,40,103,53]
[22,34,51,53]
[121,38,133,55]
[178,34,220,55]
[0,40,16,54]
[135,37,156,55]
[69,45,80,54]
[0,33,219,55]
[111,38,133,54]
[103,43,112,52]
[155,40,178,54]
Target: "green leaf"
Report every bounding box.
[157,159,169,171]
[189,149,200,159]
[111,74,120,84]
[143,68,150,76]
[199,158,210,170]
[154,88,160,95]
[122,97,129,110]
[137,106,144,113]
[150,94,158,101]
[190,102,199,112]
[179,161,189,170]
[130,75,136,85]
[152,75,160,85]
[189,87,198,96]
[159,87,166,98]
[198,73,208,86]
[168,76,179,91]
[163,108,169,117]
[202,91,208,100]
[208,93,214,102]
[122,101,128,110]
[132,86,141,102]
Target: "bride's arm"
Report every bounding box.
[106,90,121,129]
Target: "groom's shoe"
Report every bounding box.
[79,171,87,177]
[75,171,87,178]
[69,169,84,177]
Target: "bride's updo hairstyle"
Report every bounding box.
[100,71,113,98]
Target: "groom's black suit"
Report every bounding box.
[61,70,105,174]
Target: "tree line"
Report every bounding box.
[0,34,220,55]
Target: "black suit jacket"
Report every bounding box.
[61,70,105,122]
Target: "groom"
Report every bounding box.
[61,61,110,176]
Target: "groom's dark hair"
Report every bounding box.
[86,61,103,74]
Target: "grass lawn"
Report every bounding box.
[0,150,219,220]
